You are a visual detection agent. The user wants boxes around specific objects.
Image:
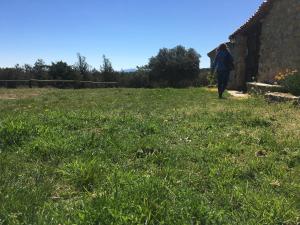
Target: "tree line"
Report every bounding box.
[0,54,116,81]
[0,46,211,88]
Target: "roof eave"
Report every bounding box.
[229,0,274,39]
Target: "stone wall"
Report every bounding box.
[258,0,300,83]
[232,36,248,90]
[226,43,237,90]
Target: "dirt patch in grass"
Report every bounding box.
[228,90,250,99]
[204,87,218,93]
[0,89,43,100]
[0,94,18,100]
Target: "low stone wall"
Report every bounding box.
[247,82,286,94]
[258,0,300,83]
[265,92,300,105]
[0,80,118,89]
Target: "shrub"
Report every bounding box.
[275,69,300,96]
[148,45,201,87]
[207,71,217,86]
[48,61,80,80]
[128,67,150,88]
[198,69,211,87]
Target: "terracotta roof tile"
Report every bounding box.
[229,0,275,39]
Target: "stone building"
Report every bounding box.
[208,0,300,91]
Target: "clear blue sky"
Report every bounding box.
[0,0,264,70]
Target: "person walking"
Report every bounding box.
[212,43,234,99]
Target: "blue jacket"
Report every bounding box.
[213,50,233,72]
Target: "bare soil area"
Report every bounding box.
[0,89,45,100]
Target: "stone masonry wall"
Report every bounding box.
[258,0,300,83]
[232,35,248,90]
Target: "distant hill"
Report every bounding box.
[121,68,137,73]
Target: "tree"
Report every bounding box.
[75,53,90,80]
[130,66,150,87]
[48,61,79,80]
[14,64,22,71]
[100,55,116,82]
[33,59,48,80]
[148,45,201,87]
[24,64,33,74]
[91,68,102,81]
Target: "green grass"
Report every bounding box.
[0,88,299,225]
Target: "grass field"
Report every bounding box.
[0,88,299,225]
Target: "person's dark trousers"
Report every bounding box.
[217,70,230,98]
